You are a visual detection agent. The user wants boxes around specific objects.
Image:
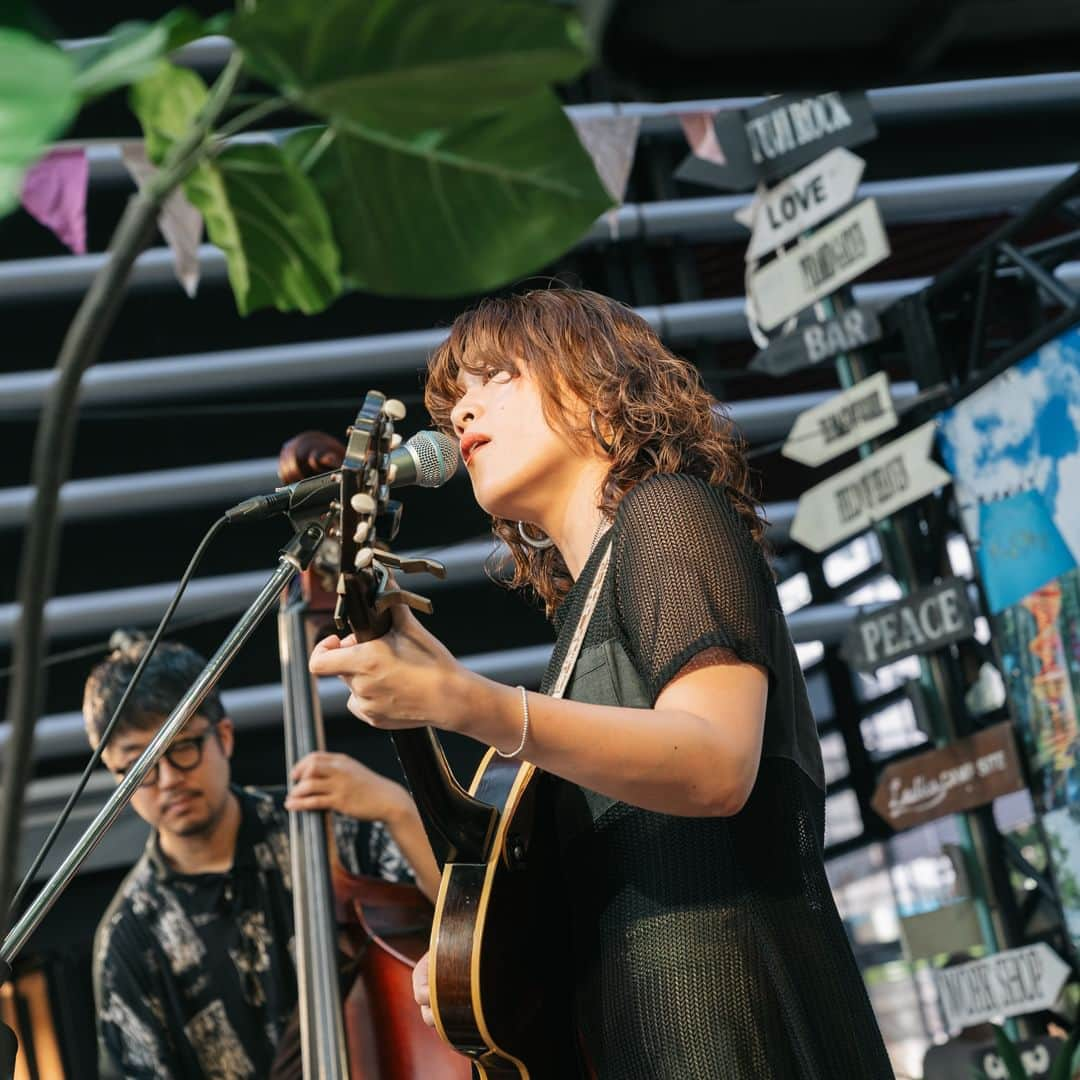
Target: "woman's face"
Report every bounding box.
[450,364,580,523]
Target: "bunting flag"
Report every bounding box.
[677,112,726,166]
[21,148,88,254]
[570,114,640,206]
[120,142,204,298]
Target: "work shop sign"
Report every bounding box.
[871,722,1024,831]
[840,576,975,673]
[934,944,1070,1031]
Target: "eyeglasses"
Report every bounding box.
[111,727,219,788]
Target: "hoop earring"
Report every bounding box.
[590,409,614,455]
[517,521,555,549]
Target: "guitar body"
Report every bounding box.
[429,753,582,1079]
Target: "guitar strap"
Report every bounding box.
[549,541,612,700]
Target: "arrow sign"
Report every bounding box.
[783,371,897,467]
[749,305,883,377]
[749,198,890,331]
[934,944,1070,1030]
[871,721,1025,832]
[790,421,952,553]
[736,148,865,261]
[676,91,876,192]
[840,576,976,673]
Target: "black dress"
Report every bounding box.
[542,474,894,1080]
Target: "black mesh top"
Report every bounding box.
[541,474,893,1079]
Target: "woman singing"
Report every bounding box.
[310,288,893,1078]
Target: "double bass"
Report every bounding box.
[272,428,470,1080]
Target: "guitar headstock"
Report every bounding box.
[333,392,443,642]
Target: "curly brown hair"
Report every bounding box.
[424,288,767,616]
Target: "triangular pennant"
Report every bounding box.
[120,142,204,298]
[21,148,88,254]
[678,112,725,165]
[570,114,641,204]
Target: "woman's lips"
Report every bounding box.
[462,437,490,465]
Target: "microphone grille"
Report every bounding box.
[406,430,460,488]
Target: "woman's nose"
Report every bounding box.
[450,394,481,436]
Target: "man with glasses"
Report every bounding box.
[84,633,439,1080]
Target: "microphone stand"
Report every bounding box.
[0,520,327,1078]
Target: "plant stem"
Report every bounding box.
[0,52,245,939]
[213,96,289,142]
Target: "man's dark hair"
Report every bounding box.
[83,630,225,745]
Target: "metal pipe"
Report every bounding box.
[0,377,913,528]
[5,164,1072,298]
[0,277,942,413]
[0,595,855,765]
[0,502,803,645]
[0,538,499,645]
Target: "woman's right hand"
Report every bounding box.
[413,950,435,1027]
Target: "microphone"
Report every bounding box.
[225,430,459,523]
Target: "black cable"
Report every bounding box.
[7,514,229,919]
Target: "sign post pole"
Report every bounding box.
[823,289,1021,971]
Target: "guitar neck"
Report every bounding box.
[390,728,499,867]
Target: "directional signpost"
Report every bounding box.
[749,304,883,376]
[871,721,1025,832]
[789,421,952,553]
[839,576,976,673]
[748,198,890,330]
[676,90,876,192]
[782,371,897,468]
[934,944,1070,1031]
[735,147,865,261]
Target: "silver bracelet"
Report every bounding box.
[495,685,530,759]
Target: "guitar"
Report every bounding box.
[332,392,581,1079]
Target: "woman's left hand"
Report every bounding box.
[309,602,472,732]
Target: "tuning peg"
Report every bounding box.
[390,433,403,449]
[384,399,406,421]
[350,492,376,513]
[353,522,370,543]
[354,547,374,569]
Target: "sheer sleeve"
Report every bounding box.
[611,474,775,703]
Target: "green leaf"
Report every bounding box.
[130,61,341,314]
[231,0,590,133]
[185,144,341,315]
[285,91,613,298]
[129,59,210,165]
[70,9,207,101]
[0,28,78,216]
[990,1024,1029,1080]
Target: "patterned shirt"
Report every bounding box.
[93,785,415,1079]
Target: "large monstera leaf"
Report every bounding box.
[230,0,591,134]
[0,29,78,216]
[285,91,613,297]
[130,61,341,314]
